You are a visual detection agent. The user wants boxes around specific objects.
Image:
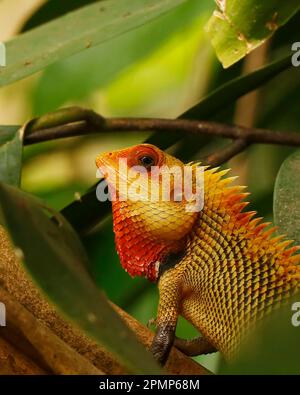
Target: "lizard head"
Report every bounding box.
[96,143,200,281]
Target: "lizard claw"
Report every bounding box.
[147,317,157,329]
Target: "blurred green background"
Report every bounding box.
[1,0,300,373]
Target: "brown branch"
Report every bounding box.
[202,139,249,167]
[0,336,47,375]
[111,303,211,375]
[0,287,104,375]
[22,106,300,148]
[0,226,210,375]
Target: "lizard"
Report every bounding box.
[95,143,300,365]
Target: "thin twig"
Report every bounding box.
[202,139,249,167]
[23,106,300,148]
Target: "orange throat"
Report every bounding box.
[112,200,177,282]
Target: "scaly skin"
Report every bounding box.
[96,144,300,364]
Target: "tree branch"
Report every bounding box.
[23,106,300,148]
[202,139,249,167]
[0,287,104,375]
[0,336,47,375]
[0,226,210,375]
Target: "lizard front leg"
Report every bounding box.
[174,336,217,356]
[150,268,182,365]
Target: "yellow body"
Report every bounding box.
[157,166,300,358]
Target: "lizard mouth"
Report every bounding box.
[96,152,132,200]
[95,152,118,180]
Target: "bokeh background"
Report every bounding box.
[1,0,300,373]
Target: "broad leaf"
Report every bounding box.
[61,181,111,235]
[274,150,300,245]
[206,1,300,68]
[0,183,161,374]
[21,0,99,32]
[184,55,291,119]
[0,126,23,186]
[0,0,187,87]
[32,0,213,114]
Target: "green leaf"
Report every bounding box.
[61,181,111,235]
[0,182,161,374]
[258,67,300,131]
[219,294,300,374]
[21,0,99,32]
[32,0,213,114]
[0,126,23,186]
[274,150,300,245]
[0,0,188,87]
[206,1,300,68]
[185,55,291,119]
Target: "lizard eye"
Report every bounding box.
[138,155,155,169]
[128,145,161,169]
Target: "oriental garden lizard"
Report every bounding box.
[96,143,300,364]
